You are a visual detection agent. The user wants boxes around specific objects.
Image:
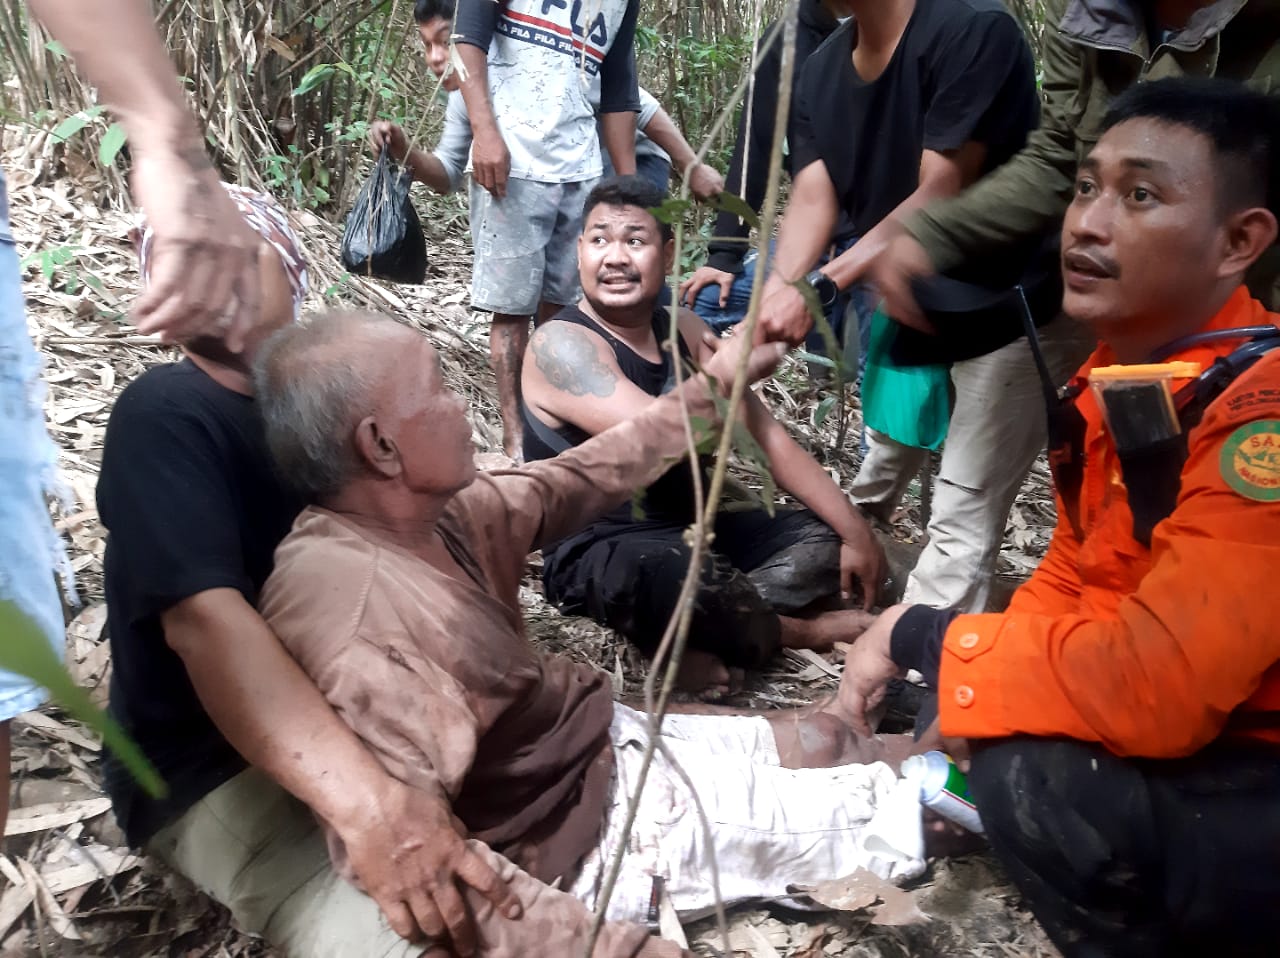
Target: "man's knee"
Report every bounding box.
[970,739,1133,857]
[970,739,1165,949]
[771,710,865,768]
[742,512,841,613]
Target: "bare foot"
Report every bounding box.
[781,608,877,652]
[673,649,739,697]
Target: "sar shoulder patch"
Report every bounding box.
[1221,420,1280,501]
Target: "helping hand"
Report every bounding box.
[679,265,736,309]
[128,148,262,352]
[867,233,938,334]
[834,605,909,736]
[839,530,888,612]
[340,781,522,954]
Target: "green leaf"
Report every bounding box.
[814,395,838,429]
[44,39,69,60]
[0,601,166,798]
[707,191,760,230]
[795,350,835,369]
[293,63,336,96]
[650,196,691,225]
[50,112,92,144]
[98,122,127,167]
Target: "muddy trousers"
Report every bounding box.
[969,739,1280,958]
[542,508,840,669]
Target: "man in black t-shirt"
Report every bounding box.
[757,0,1087,614]
[98,190,511,956]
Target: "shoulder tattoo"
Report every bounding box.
[532,324,618,398]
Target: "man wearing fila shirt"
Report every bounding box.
[453,0,641,460]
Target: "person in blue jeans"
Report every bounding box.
[689,237,875,378]
[676,0,869,365]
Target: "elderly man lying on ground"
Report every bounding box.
[252,311,929,957]
[521,175,886,693]
[838,78,1280,957]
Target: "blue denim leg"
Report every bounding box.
[805,234,871,362]
[692,246,764,333]
[600,152,672,196]
[635,154,671,195]
[0,172,65,721]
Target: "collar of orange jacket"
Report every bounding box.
[1075,286,1280,425]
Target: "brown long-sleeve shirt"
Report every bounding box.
[258,384,719,957]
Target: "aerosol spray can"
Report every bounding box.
[901,750,984,834]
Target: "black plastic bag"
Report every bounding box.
[340,149,427,283]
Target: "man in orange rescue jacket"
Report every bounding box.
[835,77,1280,957]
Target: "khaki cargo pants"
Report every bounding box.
[148,768,426,957]
[851,312,1094,613]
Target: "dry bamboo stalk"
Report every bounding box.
[584,8,798,954]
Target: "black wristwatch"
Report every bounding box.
[804,269,839,309]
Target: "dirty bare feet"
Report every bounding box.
[780,608,877,651]
[672,648,742,698]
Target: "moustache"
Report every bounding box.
[598,270,642,285]
[1062,246,1120,279]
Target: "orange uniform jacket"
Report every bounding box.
[940,286,1280,756]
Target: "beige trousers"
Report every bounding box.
[148,768,428,957]
[149,768,677,958]
[850,314,1093,613]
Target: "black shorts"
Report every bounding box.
[542,507,840,668]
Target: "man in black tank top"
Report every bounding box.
[521,176,888,690]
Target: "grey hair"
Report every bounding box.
[252,311,393,499]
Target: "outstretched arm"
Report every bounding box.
[27,0,262,348]
[368,121,457,195]
[640,106,724,201]
[754,160,840,345]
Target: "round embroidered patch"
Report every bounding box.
[1220,420,1280,501]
